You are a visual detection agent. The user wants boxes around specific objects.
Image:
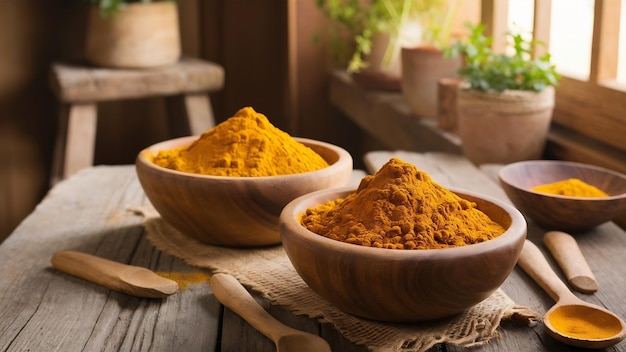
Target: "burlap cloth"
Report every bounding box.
[134,206,539,352]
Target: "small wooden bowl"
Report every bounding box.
[279,187,526,323]
[136,136,353,247]
[499,160,626,232]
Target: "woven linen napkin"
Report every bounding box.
[133,206,538,352]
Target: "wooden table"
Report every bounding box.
[1,154,625,352]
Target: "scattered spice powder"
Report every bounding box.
[300,158,506,249]
[156,271,211,289]
[532,178,608,198]
[152,106,329,176]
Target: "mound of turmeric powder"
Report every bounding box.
[532,178,608,198]
[152,107,329,176]
[301,158,505,250]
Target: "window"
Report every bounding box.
[484,0,625,172]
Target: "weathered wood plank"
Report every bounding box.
[0,166,219,352]
[50,58,225,103]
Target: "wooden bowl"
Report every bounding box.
[499,160,626,232]
[279,187,527,323]
[136,136,353,247]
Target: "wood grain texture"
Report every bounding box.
[498,160,626,232]
[280,187,527,323]
[50,58,225,103]
[135,136,354,247]
[0,166,220,352]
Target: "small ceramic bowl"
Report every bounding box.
[499,160,626,232]
[136,136,353,247]
[279,187,526,323]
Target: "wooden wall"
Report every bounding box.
[0,0,64,243]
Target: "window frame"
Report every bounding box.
[480,0,625,170]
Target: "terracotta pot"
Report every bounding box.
[456,87,555,165]
[401,46,461,117]
[352,32,402,91]
[85,2,181,69]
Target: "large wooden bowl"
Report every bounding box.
[499,160,626,232]
[136,136,353,247]
[279,187,526,323]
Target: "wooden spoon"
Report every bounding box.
[517,240,626,349]
[210,273,332,352]
[51,250,178,298]
[544,231,598,293]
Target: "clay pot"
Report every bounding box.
[85,2,181,69]
[401,46,461,117]
[456,86,555,165]
[351,32,402,91]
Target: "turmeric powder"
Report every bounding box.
[156,271,211,289]
[301,158,505,250]
[532,178,608,198]
[548,305,623,340]
[152,107,329,176]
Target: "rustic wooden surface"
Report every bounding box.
[49,58,225,103]
[0,166,220,351]
[1,161,626,351]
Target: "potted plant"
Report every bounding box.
[316,0,429,90]
[444,22,561,165]
[400,0,461,117]
[83,0,181,69]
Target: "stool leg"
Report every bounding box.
[166,93,215,136]
[51,103,97,184]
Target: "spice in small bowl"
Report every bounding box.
[499,160,626,232]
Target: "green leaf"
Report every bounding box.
[445,22,560,92]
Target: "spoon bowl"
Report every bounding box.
[517,240,626,348]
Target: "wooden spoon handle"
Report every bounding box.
[210,273,295,342]
[544,231,598,293]
[52,250,128,288]
[51,250,177,298]
[517,240,576,303]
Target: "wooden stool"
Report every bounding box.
[49,58,224,184]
